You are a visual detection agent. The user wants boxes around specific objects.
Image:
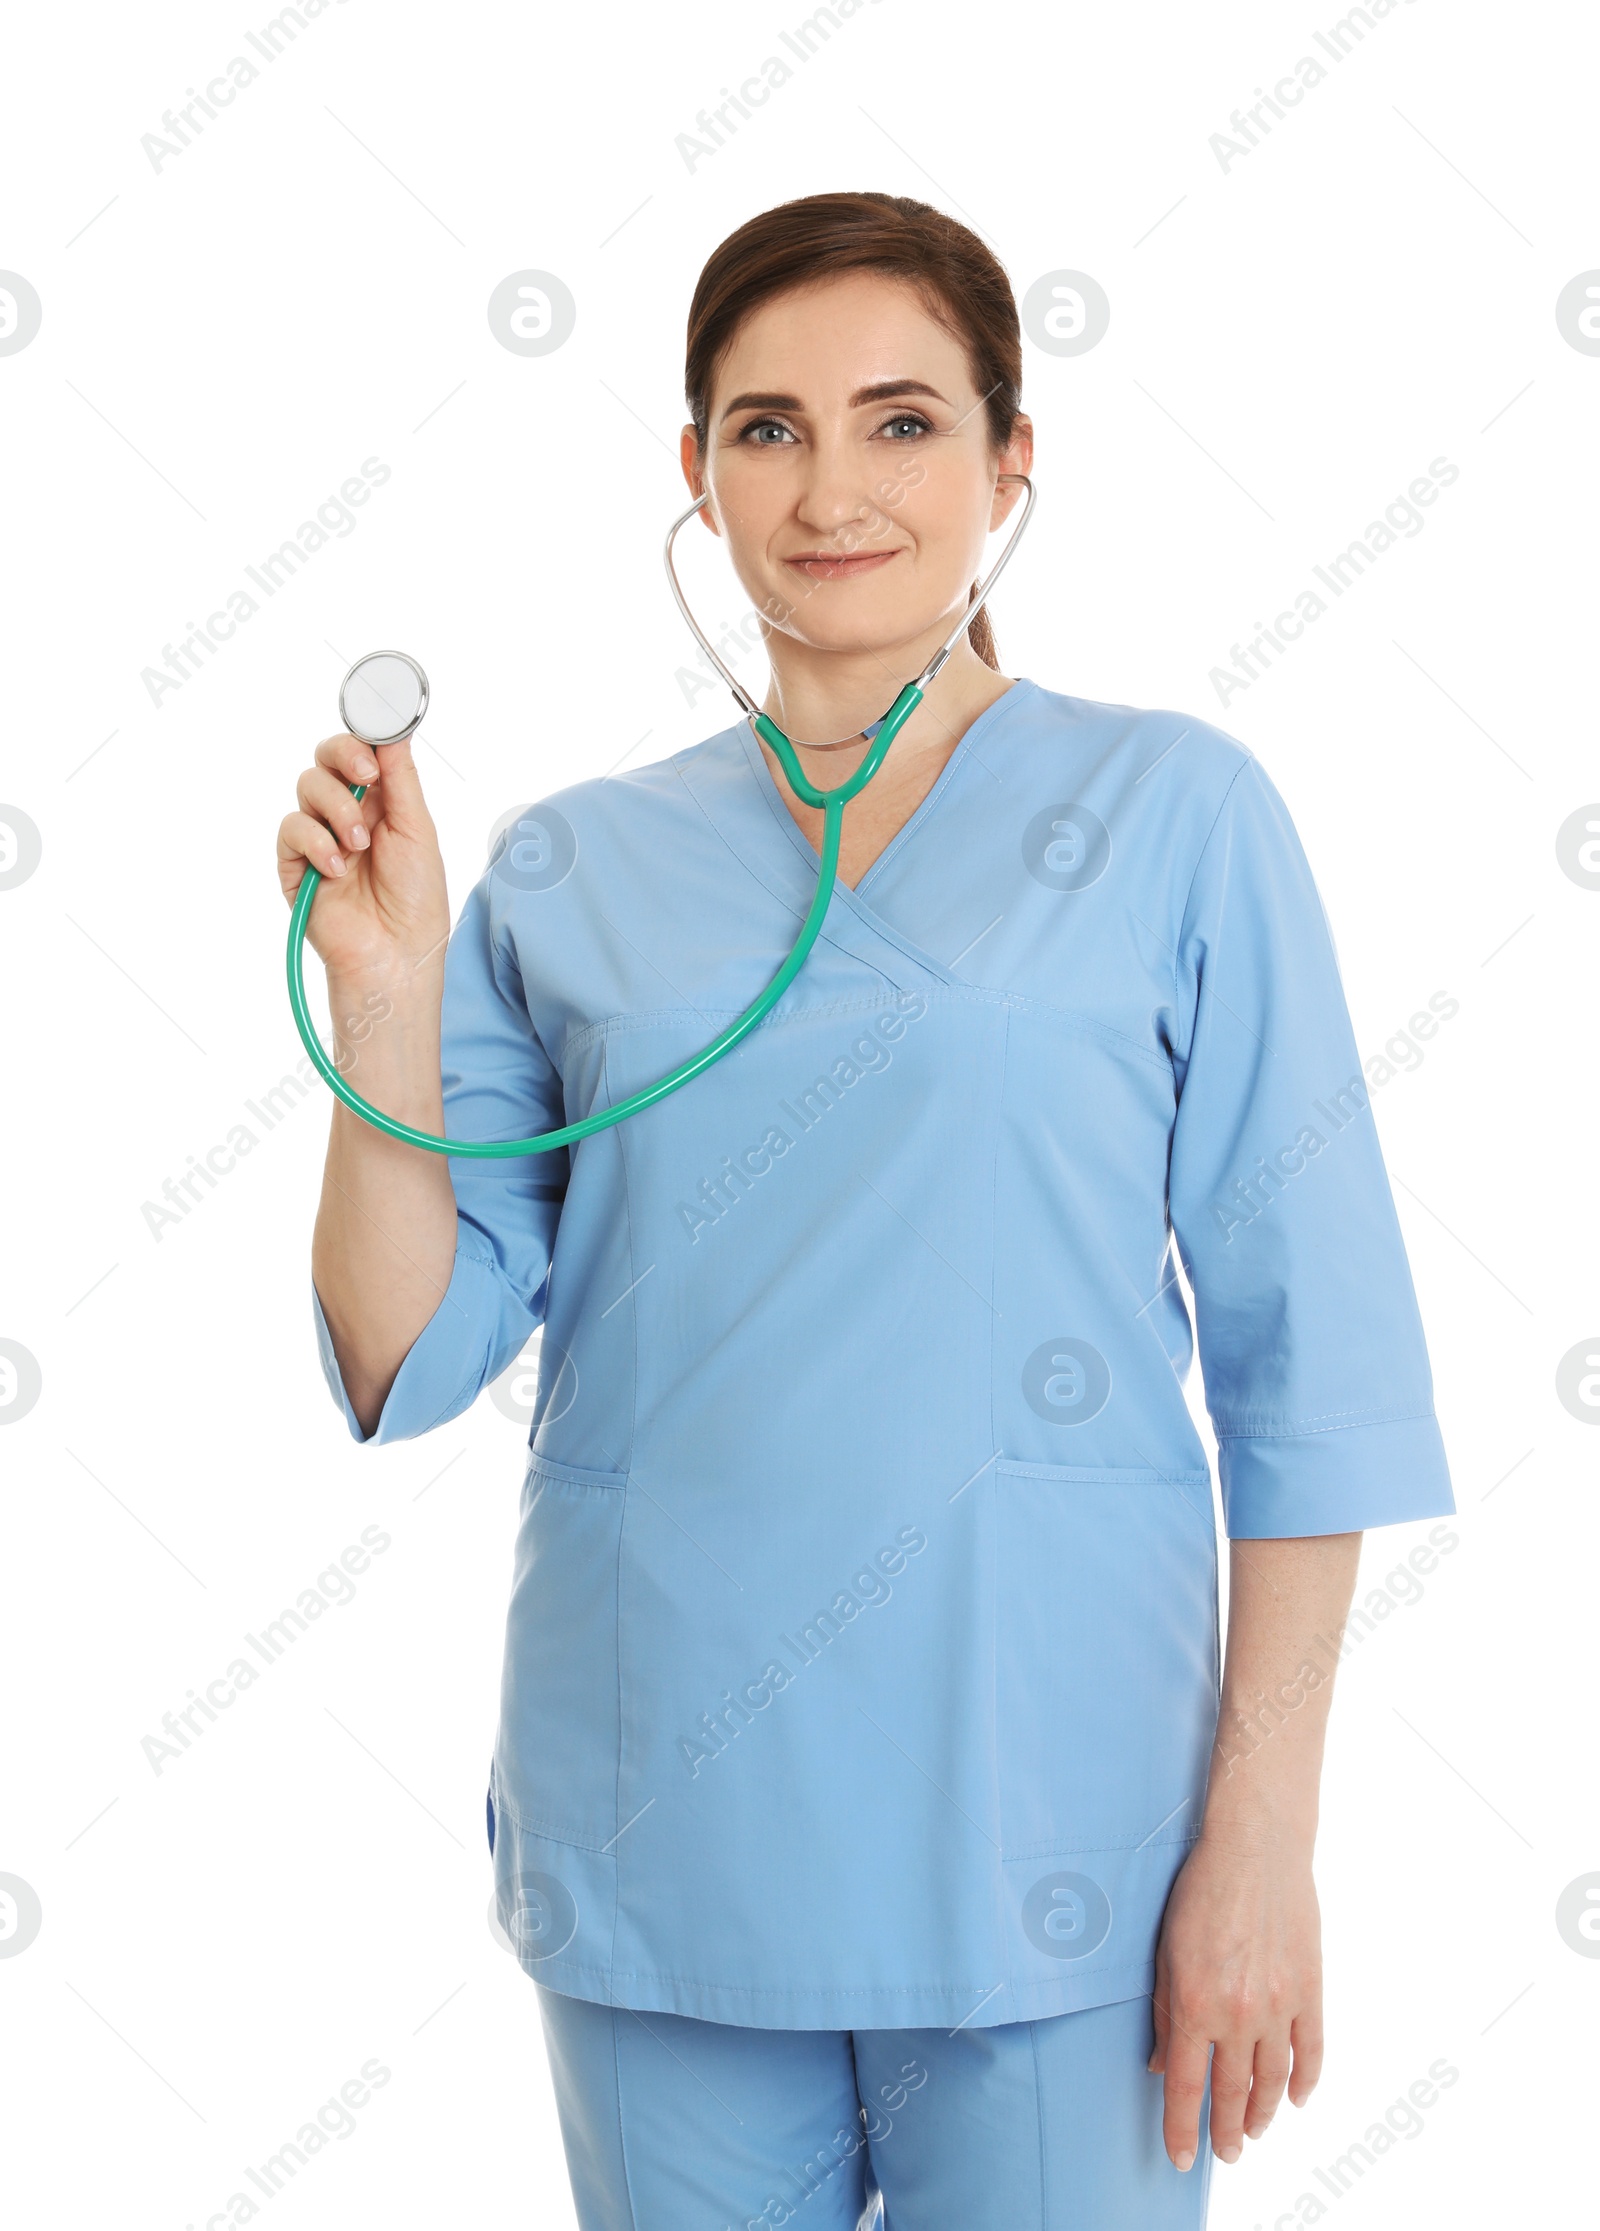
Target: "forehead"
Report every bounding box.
[711,271,971,400]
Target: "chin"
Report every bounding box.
[775,596,936,653]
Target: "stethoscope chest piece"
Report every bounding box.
[338,650,430,746]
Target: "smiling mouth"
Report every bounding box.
[783,549,902,581]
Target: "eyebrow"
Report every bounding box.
[718,378,951,423]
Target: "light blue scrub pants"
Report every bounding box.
[534,1983,1213,2230]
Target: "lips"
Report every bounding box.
[783,549,902,581]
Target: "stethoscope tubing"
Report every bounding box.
[287,475,1035,1157]
[285,685,922,1157]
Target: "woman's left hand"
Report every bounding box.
[1148,1830,1324,2174]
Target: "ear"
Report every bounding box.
[680,426,722,536]
[992,415,1035,527]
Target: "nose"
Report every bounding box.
[791,436,893,548]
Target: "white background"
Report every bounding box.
[1,1,1594,2224]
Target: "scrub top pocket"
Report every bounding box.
[495,1455,627,1851]
[992,1460,1219,1863]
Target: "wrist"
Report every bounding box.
[321,970,445,1129]
[1198,1779,1320,1861]
[325,961,443,1026]
[1196,1816,1318,1864]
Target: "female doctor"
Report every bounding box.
[277,193,1454,2230]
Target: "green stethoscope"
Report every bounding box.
[286,473,1036,1157]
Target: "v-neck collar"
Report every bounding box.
[736,676,1038,897]
[670,678,1038,989]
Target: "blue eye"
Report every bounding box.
[882,414,931,439]
[742,418,796,444]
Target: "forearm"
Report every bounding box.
[1201,1532,1363,1855]
[311,965,459,1436]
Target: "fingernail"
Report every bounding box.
[1218,2142,1241,2164]
[349,825,369,848]
[359,763,378,780]
[1175,2149,1195,2173]
[327,852,346,875]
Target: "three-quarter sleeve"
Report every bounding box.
[1166,755,1454,1538]
[312,873,568,1446]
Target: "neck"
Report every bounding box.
[756,634,1012,774]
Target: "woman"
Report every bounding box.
[279,194,1454,2229]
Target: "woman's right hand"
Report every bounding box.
[292,730,459,1431]
[276,731,450,987]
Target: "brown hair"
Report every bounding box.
[684,192,1024,671]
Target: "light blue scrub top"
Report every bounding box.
[314,678,1454,2030]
